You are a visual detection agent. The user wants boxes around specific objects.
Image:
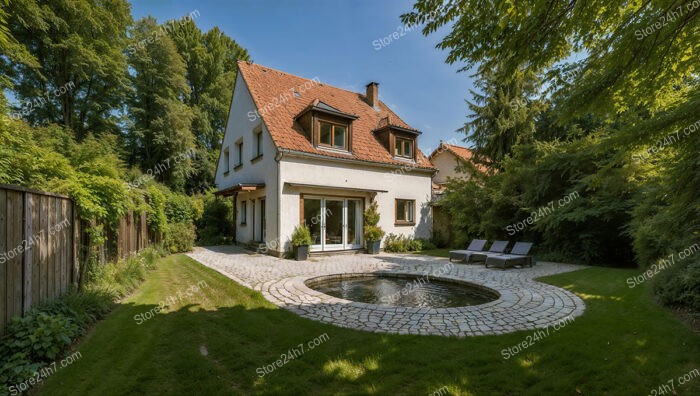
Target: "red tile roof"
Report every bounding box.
[429,142,490,173]
[237,61,434,170]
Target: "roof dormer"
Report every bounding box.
[295,99,358,153]
[372,116,422,161]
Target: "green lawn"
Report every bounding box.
[38,254,699,395]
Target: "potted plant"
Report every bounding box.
[363,201,385,254]
[291,224,312,260]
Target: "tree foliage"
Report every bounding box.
[1,1,249,194]
[408,0,699,308]
[126,17,195,191]
[3,0,132,138]
[171,20,250,191]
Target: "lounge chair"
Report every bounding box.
[485,242,534,269]
[469,240,510,263]
[448,239,488,262]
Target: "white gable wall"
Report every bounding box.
[432,151,471,184]
[216,73,279,245]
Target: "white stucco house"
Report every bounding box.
[214,61,436,256]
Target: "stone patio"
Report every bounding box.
[187,246,586,337]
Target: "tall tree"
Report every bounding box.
[462,66,545,168]
[127,17,194,191]
[0,0,39,93]
[402,0,699,140]
[171,20,250,192]
[3,0,132,138]
[404,0,699,308]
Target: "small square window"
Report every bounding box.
[395,199,415,224]
[318,121,348,150]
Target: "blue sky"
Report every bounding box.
[130,0,475,154]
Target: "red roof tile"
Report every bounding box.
[429,142,490,173]
[237,61,435,170]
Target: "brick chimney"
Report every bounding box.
[366,82,379,108]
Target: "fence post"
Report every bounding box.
[22,192,32,314]
[72,202,79,285]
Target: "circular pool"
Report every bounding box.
[305,274,500,308]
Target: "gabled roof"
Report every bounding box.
[237,61,434,170]
[429,142,490,173]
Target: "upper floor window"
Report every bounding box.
[235,140,243,168]
[240,200,247,224]
[395,137,414,159]
[395,199,415,225]
[319,121,347,150]
[223,147,230,173]
[254,129,263,158]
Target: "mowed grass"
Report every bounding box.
[38,255,700,395]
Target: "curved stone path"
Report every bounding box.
[187,246,586,337]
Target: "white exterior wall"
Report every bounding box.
[279,156,433,252]
[215,73,279,247]
[432,151,470,184]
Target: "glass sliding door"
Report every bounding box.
[302,196,363,252]
[303,198,322,251]
[346,199,362,249]
[324,199,344,250]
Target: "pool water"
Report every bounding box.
[307,275,499,308]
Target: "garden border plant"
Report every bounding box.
[0,245,167,394]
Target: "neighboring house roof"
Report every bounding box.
[237,61,435,170]
[429,142,490,174]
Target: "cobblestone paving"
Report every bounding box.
[187,246,586,337]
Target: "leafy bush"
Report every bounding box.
[384,234,424,253]
[0,352,43,394]
[165,222,196,253]
[0,312,78,362]
[195,191,233,245]
[363,201,384,242]
[291,225,312,247]
[653,255,700,311]
[429,232,449,248]
[87,245,166,299]
[41,289,113,332]
[0,247,166,392]
[442,136,637,266]
[417,238,437,250]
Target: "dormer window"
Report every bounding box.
[372,117,421,161]
[295,99,357,153]
[320,121,347,150]
[395,137,414,158]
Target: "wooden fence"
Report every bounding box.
[0,184,150,334]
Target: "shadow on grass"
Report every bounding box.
[37,298,552,395]
[36,258,700,396]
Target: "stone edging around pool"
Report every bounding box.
[262,269,585,337]
[187,247,587,337]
